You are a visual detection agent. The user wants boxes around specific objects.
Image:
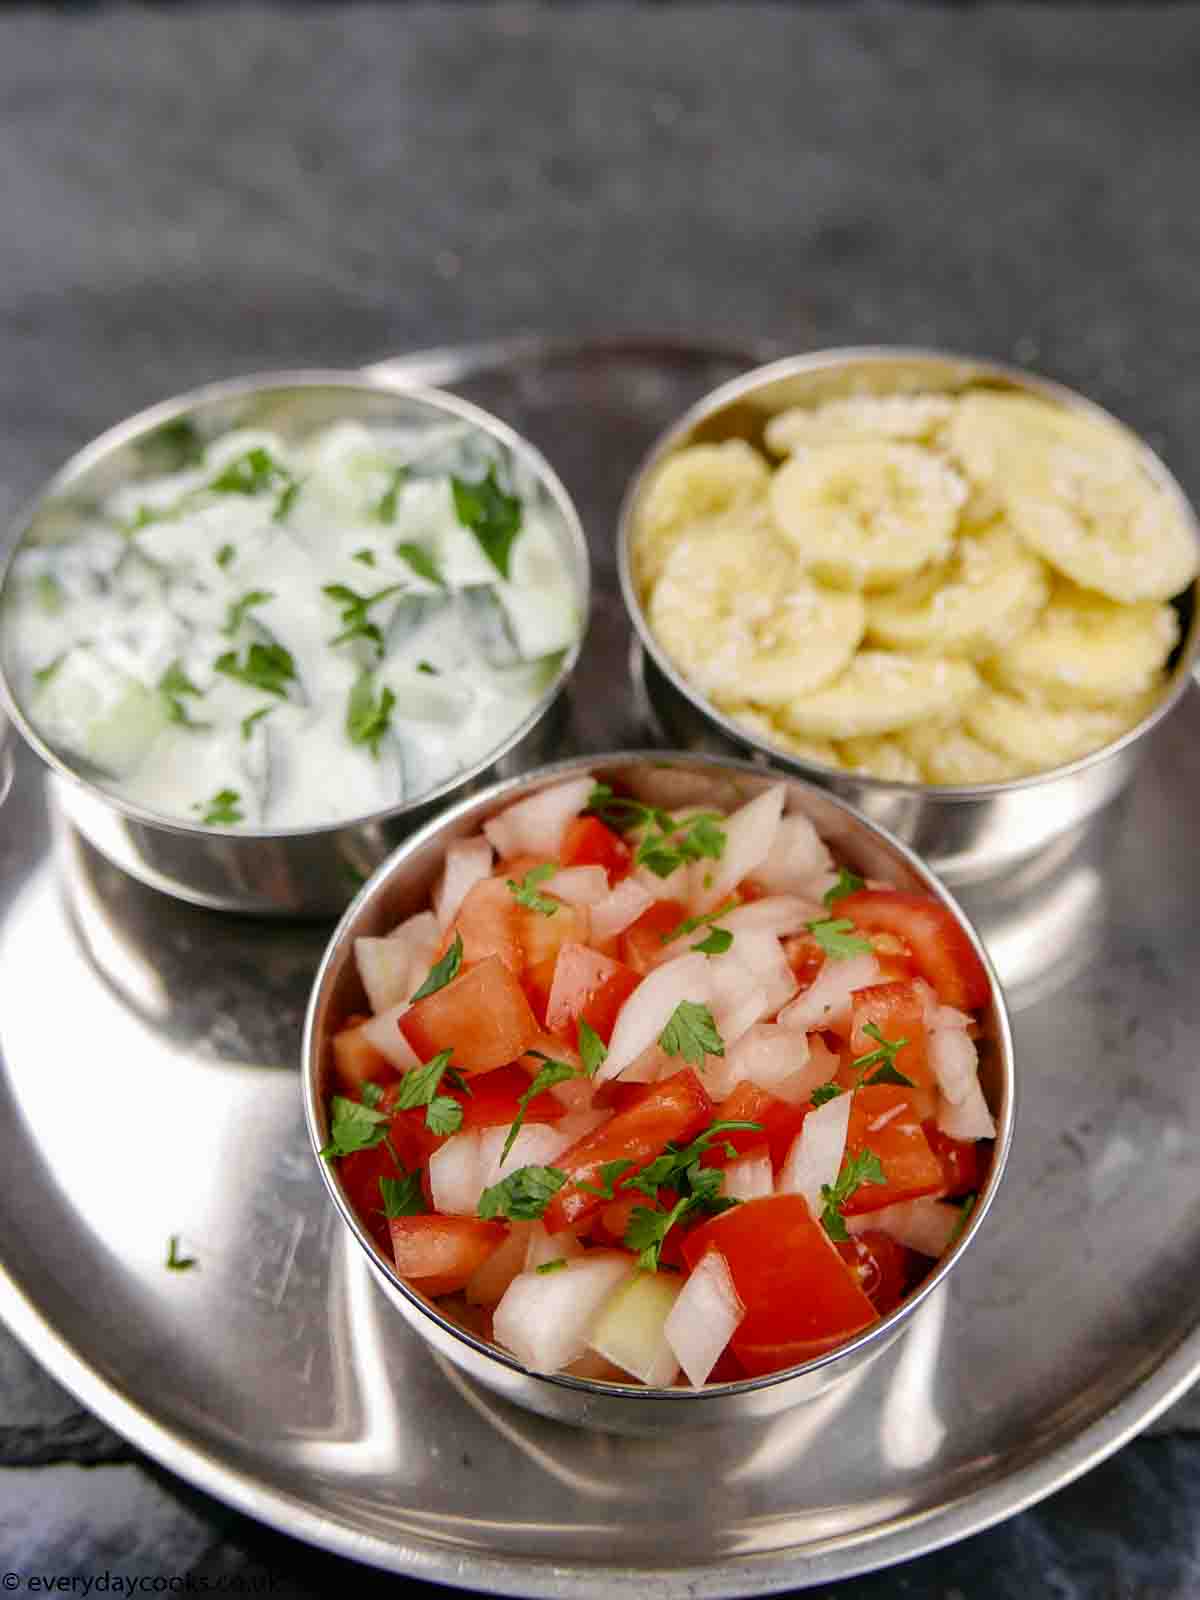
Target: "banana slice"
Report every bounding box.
[779,651,979,739]
[721,703,841,767]
[769,441,967,591]
[985,581,1179,708]
[836,735,923,783]
[899,717,1031,785]
[964,685,1158,769]
[764,395,955,456]
[632,441,770,594]
[866,524,1050,658]
[648,524,866,705]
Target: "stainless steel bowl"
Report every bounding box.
[0,371,589,916]
[303,751,1014,1435]
[617,348,1200,884]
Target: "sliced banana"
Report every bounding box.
[985,581,1179,708]
[632,441,770,595]
[648,524,866,706]
[763,395,955,456]
[779,651,979,739]
[899,716,1031,785]
[769,441,967,591]
[721,703,842,767]
[944,391,1139,487]
[836,734,923,783]
[866,524,1050,658]
[964,685,1158,769]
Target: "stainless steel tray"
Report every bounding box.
[3,336,1200,1597]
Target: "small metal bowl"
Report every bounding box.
[618,348,1200,884]
[303,751,1014,1435]
[0,371,589,916]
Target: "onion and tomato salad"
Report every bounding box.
[321,773,995,1388]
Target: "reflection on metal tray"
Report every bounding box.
[3,336,1200,1598]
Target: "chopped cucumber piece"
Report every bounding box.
[33,646,169,777]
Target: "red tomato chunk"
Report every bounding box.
[560,816,632,882]
[837,890,989,1011]
[399,955,539,1074]
[390,1215,507,1297]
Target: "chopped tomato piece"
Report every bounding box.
[542,1068,714,1234]
[338,1143,396,1251]
[843,1085,943,1213]
[836,1231,913,1315]
[620,899,690,975]
[848,981,935,1094]
[399,955,539,1074]
[515,902,592,971]
[707,1345,748,1384]
[782,933,826,993]
[521,956,558,1029]
[560,815,632,882]
[442,876,523,974]
[683,1197,878,1377]
[331,1016,396,1096]
[453,1063,566,1132]
[593,1078,654,1114]
[706,1081,809,1171]
[838,890,989,1011]
[389,1215,508,1297]
[924,1121,983,1198]
[868,931,917,983]
[545,943,641,1046]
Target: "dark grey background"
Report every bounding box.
[4,4,1200,1596]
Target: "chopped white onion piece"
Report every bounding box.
[937,1078,996,1141]
[719,1023,810,1101]
[355,909,439,1014]
[587,1271,682,1387]
[483,775,595,860]
[433,837,494,931]
[492,1251,634,1373]
[847,1197,962,1258]
[590,877,654,942]
[720,895,824,939]
[778,1093,852,1217]
[722,1150,774,1203]
[777,952,880,1036]
[929,1026,979,1106]
[597,952,711,1081]
[751,812,834,895]
[359,1003,421,1071]
[542,865,609,906]
[726,929,797,1016]
[523,1223,585,1272]
[691,785,786,914]
[632,863,692,906]
[477,1122,574,1190]
[663,1250,745,1387]
[707,950,770,1053]
[428,1131,485,1216]
[465,1222,535,1307]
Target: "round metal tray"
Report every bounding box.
[3,336,1200,1597]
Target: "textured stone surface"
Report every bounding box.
[3,2,1200,1594]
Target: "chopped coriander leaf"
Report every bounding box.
[128,505,164,530]
[346,673,395,758]
[659,1000,724,1068]
[273,478,301,523]
[394,1049,454,1112]
[948,1193,978,1247]
[410,933,463,1002]
[478,1164,567,1222]
[624,1196,693,1272]
[165,1235,196,1271]
[819,1149,887,1242]
[823,866,865,907]
[692,926,733,956]
[164,696,211,732]
[379,1170,427,1218]
[416,659,439,676]
[444,1066,474,1097]
[452,465,522,580]
[33,654,64,687]
[426,1095,464,1136]
[322,582,404,654]
[361,1082,385,1108]
[805,917,873,960]
[375,465,409,524]
[499,1057,581,1165]
[862,1061,916,1089]
[850,1021,911,1082]
[215,543,236,569]
[352,547,377,567]
[506,863,559,916]
[36,574,64,615]
[214,641,296,697]
[319,1093,390,1160]
[151,418,205,468]
[208,446,289,497]
[240,703,276,741]
[577,1158,636,1199]
[222,588,275,637]
[536,1258,568,1275]
[810,1082,844,1107]
[661,898,739,944]
[396,541,445,587]
[160,660,202,699]
[577,1019,607,1077]
[195,788,243,825]
[635,812,726,879]
[622,1121,762,1200]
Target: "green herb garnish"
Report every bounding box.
[379,1170,427,1218]
[577,1019,607,1078]
[409,933,463,1002]
[805,917,873,960]
[499,1057,580,1166]
[416,660,438,676]
[240,704,276,741]
[215,543,236,569]
[33,655,64,687]
[195,788,243,825]
[810,1083,844,1107]
[850,1021,913,1087]
[394,1048,463,1136]
[823,866,865,908]
[659,1001,724,1069]
[222,588,274,637]
[576,1158,636,1200]
[166,1235,196,1271]
[319,1093,390,1160]
[273,478,301,522]
[661,898,739,946]
[375,466,409,524]
[159,661,211,731]
[346,673,395,757]
[506,863,559,916]
[536,1257,568,1275]
[214,641,296,697]
[396,541,445,587]
[478,1164,567,1222]
[452,465,522,580]
[352,547,377,567]
[819,1149,887,1242]
[323,582,404,654]
[585,786,727,880]
[208,447,290,498]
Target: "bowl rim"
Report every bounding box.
[616,344,1200,800]
[0,367,590,842]
[302,747,1017,1404]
